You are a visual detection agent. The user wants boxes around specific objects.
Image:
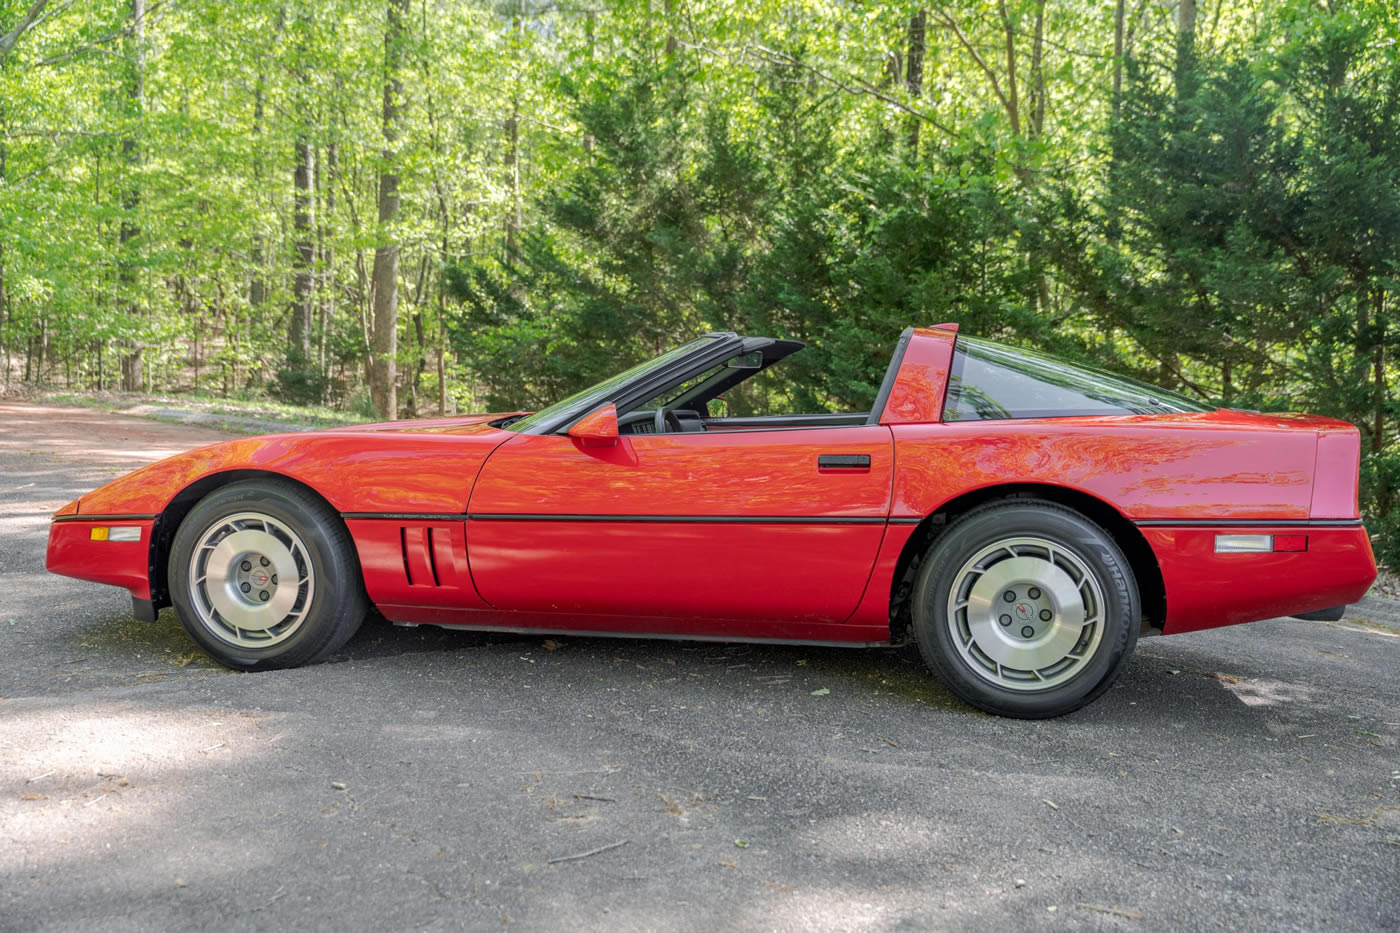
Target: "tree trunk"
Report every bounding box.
[249,69,268,313]
[1175,0,1197,100]
[248,11,285,327]
[999,0,1020,136]
[904,9,926,157]
[1112,0,1126,115]
[1107,0,1127,244]
[290,137,314,364]
[437,340,446,416]
[1029,0,1046,137]
[319,138,338,393]
[370,0,409,420]
[411,306,427,416]
[503,92,521,261]
[1373,288,1391,517]
[118,0,145,392]
[663,0,677,58]
[1373,287,1387,455]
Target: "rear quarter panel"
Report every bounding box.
[890,413,1321,521]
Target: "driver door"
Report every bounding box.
[466,425,894,624]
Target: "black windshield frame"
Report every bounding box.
[508,333,744,435]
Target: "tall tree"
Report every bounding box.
[118,0,145,391]
[905,9,926,156]
[370,0,409,419]
[288,7,315,376]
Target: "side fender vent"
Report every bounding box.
[399,525,464,588]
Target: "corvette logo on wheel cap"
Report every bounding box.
[1015,603,1033,620]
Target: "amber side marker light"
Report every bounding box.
[1214,534,1308,553]
[90,526,141,542]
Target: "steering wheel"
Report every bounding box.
[653,406,682,434]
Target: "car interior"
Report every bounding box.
[617,337,875,435]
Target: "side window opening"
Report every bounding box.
[943,337,1214,421]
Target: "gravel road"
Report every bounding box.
[1,401,1397,932]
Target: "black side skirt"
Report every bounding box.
[1290,605,1347,622]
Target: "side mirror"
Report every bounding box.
[567,403,619,447]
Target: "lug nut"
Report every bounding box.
[1003,592,1016,603]
[1021,626,1035,638]
[271,575,278,585]
[999,614,1012,626]
[241,560,252,572]
[1028,586,1041,599]
[1040,609,1052,621]
[259,590,270,602]
[260,556,270,567]
[240,582,251,594]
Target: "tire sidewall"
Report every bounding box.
[169,481,360,668]
[912,502,1139,718]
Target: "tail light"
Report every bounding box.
[1311,425,1362,519]
[1215,534,1308,553]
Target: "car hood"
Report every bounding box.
[72,416,524,518]
[324,413,527,435]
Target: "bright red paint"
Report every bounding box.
[45,327,1378,646]
[877,324,958,425]
[46,519,155,599]
[888,411,1333,523]
[1146,525,1374,633]
[567,403,620,445]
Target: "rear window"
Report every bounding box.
[942,337,1214,421]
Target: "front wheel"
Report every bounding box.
[912,500,1140,718]
[168,479,367,669]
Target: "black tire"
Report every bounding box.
[911,499,1139,718]
[168,479,367,670]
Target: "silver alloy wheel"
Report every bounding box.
[187,511,315,650]
[945,535,1105,691]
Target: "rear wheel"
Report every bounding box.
[168,479,366,669]
[912,500,1139,718]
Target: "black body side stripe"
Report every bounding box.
[343,512,469,521]
[341,513,1361,528]
[51,513,158,523]
[342,512,890,525]
[1133,518,1363,528]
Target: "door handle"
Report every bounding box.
[818,454,871,470]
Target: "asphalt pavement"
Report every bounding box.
[1,402,1397,932]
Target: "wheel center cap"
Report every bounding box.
[252,572,270,586]
[1014,603,1033,620]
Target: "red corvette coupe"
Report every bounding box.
[46,324,1377,717]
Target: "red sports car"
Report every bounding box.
[45,325,1377,717]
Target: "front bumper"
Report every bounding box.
[1143,524,1377,635]
[45,516,156,600]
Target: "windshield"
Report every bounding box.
[944,337,1215,421]
[507,336,719,433]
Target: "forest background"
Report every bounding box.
[1,0,1397,561]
